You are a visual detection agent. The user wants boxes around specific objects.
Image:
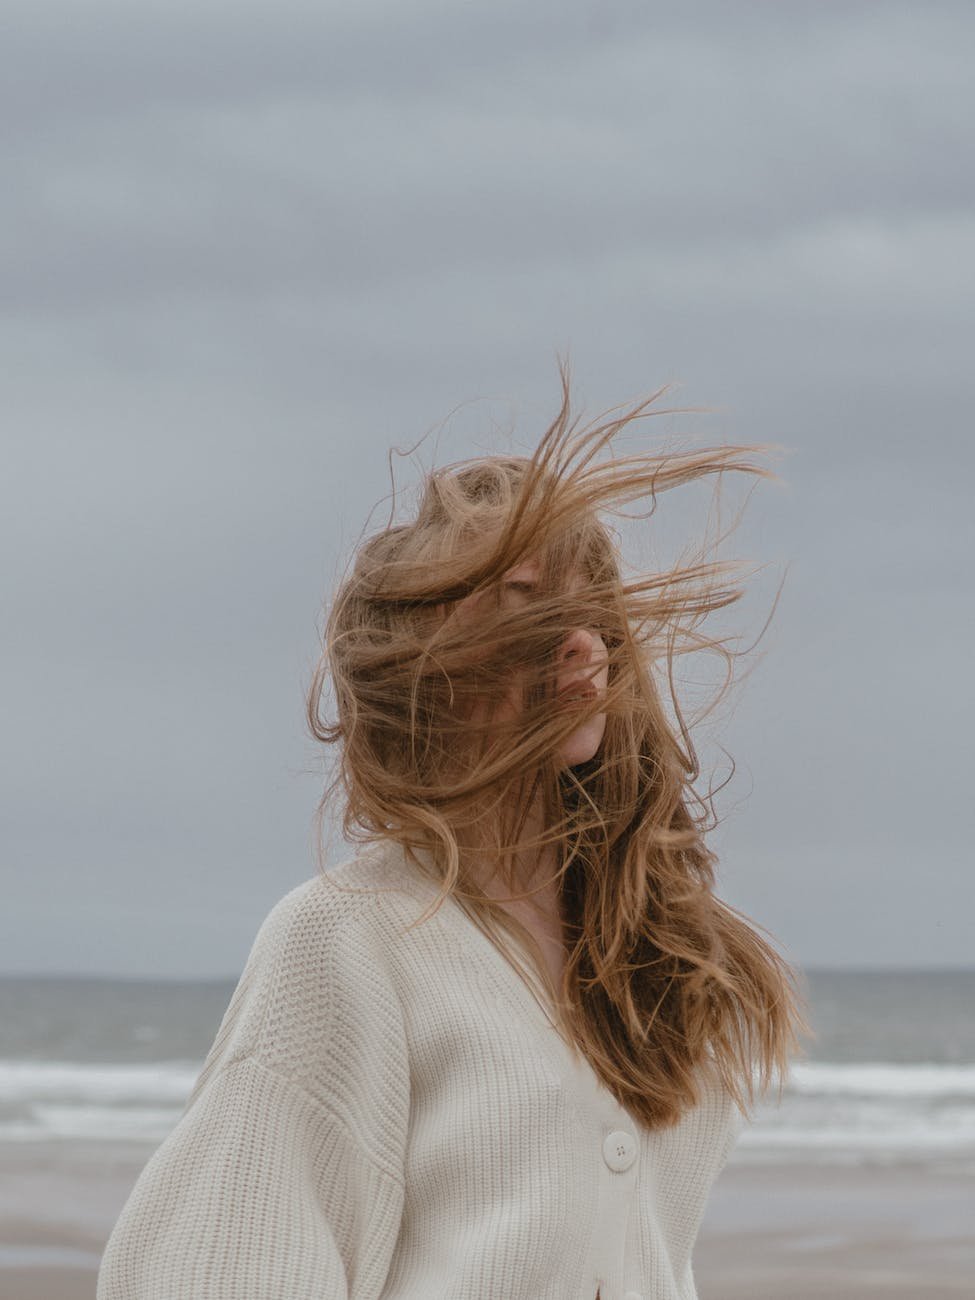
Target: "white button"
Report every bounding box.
[622,1292,644,1300]
[602,1129,637,1171]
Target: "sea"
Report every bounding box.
[2,968,973,1172]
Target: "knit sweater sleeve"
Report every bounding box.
[96,877,411,1300]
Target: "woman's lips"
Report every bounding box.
[557,683,599,706]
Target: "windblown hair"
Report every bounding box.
[307,369,806,1130]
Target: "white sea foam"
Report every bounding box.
[0,1059,198,1142]
[3,1104,184,1142]
[737,1111,975,1156]
[786,1061,975,1098]
[0,1059,200,1103]
[733,1061,975,1163]
[2,1056,975,1159]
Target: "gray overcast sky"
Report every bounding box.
[3,0,972,975]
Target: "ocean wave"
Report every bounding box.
[0,1058,200,1103]
[786,1061,975,1099]
[3,1056,975,1156]
[738,1112,975,1154]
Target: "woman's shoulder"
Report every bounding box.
[249,839,428,1006]
[255,838,432,957]
[257,832,428,935]
[185,840,422,1116]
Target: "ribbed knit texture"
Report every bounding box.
[97,839,742,1300]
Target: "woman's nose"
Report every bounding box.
[558,626,602,664]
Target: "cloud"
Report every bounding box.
[3,0,973,971]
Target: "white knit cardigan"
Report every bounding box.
[97,839,742,1300]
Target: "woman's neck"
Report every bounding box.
[465,794,562,913]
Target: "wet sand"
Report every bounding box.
[2,1144,972,1298]
[695,1160,974,1299]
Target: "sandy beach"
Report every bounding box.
[2,1141,972,1299]
[695,1161,974,1299]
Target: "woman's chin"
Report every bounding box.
[558,716,607,769]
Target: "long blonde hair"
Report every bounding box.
[307,368,806,1129]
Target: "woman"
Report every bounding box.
[97,372,804,1300]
